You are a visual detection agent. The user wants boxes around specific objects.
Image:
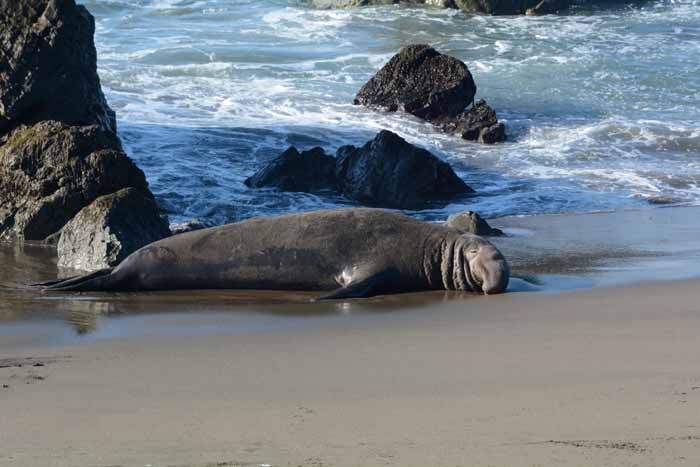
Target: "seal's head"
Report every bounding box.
[464,237,510,295]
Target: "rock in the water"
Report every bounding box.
[442,99,506,144]
[308,0,642,15]
[308,0,454,9]
[356,46,505,144]
[446,211,504,236]
[0,121,151,241]
[57,188,171,271]
[336,130,473,209]
[170,219,207,236]
[525,0,570,14]
[245,146,337,192]
[354,44,476,122]
[0,0,116,135]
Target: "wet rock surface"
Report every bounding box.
[336,130,473,209]
[308,0,629,15]
[0,0,116,135]
[245,147,337,192]
[247,130,474,210]
[0,122,151,242]
[354,44,476,122]
[446,211,504,236]
[355,46,505,144]
[441,99,506,144]
[57,188,171,272]
[0,0,166,266]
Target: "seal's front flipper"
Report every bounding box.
[315,271,397,301]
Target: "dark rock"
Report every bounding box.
[335,130,473,209]
[525,0,569,14]
[356,46,505,144]
[245,146,337,192]
[309,0,643,15]
[442,100,506,144]
[479,122,506,144]
[0,121,151,241]
[0,0,116,135]
[170,219,207,236]
[354,45,476,122]
[57,188,171,271]
[446,211,504,236]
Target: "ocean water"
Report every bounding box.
[85,0,700,224]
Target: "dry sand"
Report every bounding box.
[2,278,700,467]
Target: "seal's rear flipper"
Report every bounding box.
[315,271,397,301]
[32,268,115,292]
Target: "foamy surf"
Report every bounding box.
[85,0,700,224]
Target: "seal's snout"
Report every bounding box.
[468,244,510,295]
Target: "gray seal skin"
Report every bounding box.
[36,208,510,299]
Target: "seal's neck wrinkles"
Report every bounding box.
[433,235,476,291]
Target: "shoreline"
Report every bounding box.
[1,204,700,348]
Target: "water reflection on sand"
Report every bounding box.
[2,206,700,346]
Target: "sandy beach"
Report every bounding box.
[1,207,700,466]
[2,279,700,467]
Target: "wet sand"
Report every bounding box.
[2,278,700,466]
[1,206,700,466]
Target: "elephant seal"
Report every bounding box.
[35,208,510,299]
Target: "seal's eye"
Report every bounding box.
[469,249,479,255]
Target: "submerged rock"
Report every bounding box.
[354,45,476,122]
[57,188,171,272]
[244,146,337,192]
[0,0,116,135]
[335,130,473,209]
[0,121,151,242]
[441,99,506,144]
[446,211,504,236]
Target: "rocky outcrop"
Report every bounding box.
[446,211,504,236]
[0,0,116,135]
[0,122,151,241]
[0,0,166,262]
[57,188,171,271]
[307,0,576,15]
[440,100,506,144]
[354,44,476,122]
[246,130,473,210]
[336,130,472,208]
[245,147,337,192]
[355,45,505,144]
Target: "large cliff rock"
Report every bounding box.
[0,0,167,263]
[0,121,152,242]
[57,188,171,272]
[0,0,116,135]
